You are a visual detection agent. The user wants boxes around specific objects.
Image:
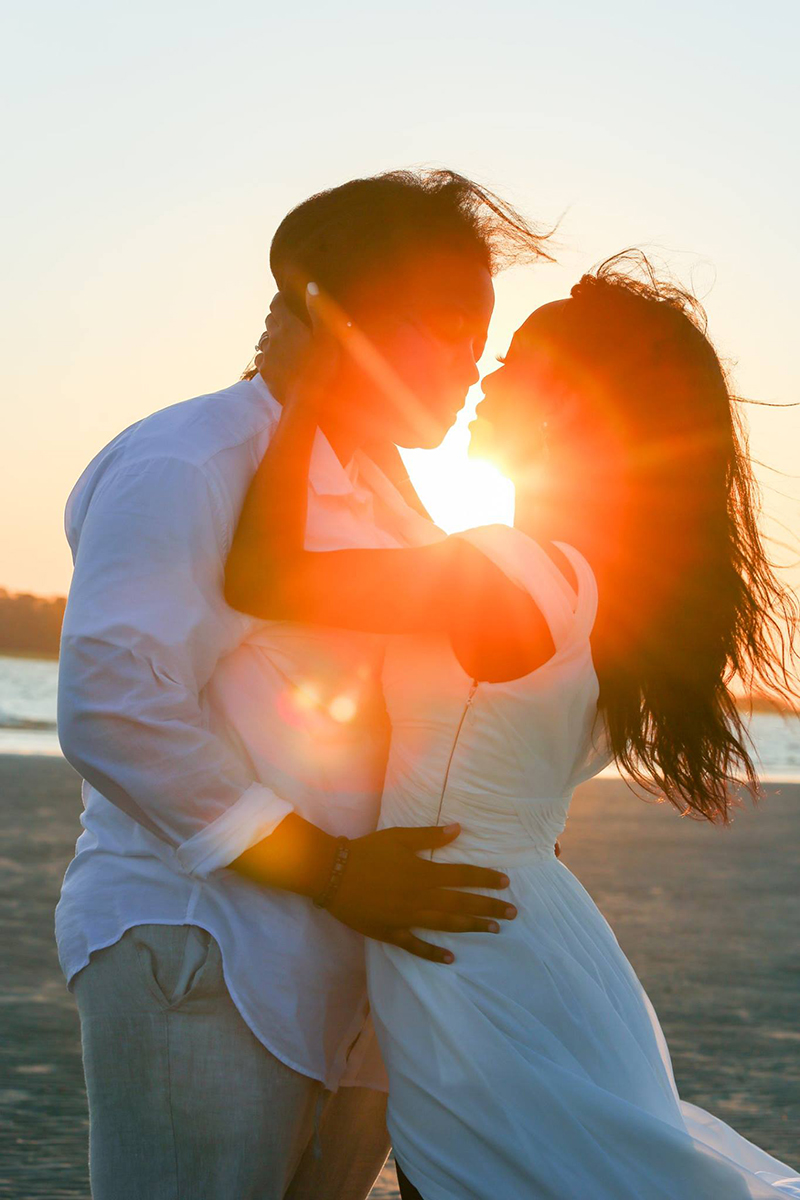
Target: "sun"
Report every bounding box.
[400,395,514,534]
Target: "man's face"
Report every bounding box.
[338,248,495,449]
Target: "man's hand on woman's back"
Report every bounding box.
[231,817,516,964]
[329,823,516,963]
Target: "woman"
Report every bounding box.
[226,256,800,1198]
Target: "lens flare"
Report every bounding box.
[329,695,358,723]
[293,682,322,711]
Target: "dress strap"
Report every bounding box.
[552,540,599,640]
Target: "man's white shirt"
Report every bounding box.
[56,371,438,1091]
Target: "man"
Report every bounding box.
[57,169,549,1199]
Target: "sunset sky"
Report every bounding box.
[2,0,798,597]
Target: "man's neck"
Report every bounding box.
[258,363,427,513]
[318,413,363,471]
[259,363,361,468]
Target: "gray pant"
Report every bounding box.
[73,924,390,1199]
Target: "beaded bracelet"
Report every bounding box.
[313,836,351,909]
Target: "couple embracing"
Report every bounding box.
[56,169,800,1199]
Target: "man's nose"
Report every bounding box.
[467,355,481,387]
[456,339,481,388]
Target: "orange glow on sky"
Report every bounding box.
[1,3,798,602]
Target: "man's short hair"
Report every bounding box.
[269,168,552,320]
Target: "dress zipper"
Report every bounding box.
[429,679,479,860]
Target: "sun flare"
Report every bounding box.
[400,403,515,535]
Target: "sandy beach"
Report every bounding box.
[1,755,797,1198]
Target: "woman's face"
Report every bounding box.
[470,301,578,479]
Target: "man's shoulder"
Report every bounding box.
[126,377,277,471]
[65,378,278,549]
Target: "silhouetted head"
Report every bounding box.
[475,252,798,819]
[248,169,551,447]
[477,264,739,495]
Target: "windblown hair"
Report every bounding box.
[551,253,798,820]
[243,168,551,378]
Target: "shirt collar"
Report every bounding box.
[352,451,444,545]
[249,372,356,498]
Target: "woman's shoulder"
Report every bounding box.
[453,525,598,647]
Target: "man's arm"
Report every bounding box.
[59,453,516,960]
[58,455,294,876]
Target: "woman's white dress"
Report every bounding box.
[366,524,800,1200]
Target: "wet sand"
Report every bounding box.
[0,755,797,1198]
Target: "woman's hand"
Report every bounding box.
[257,284,349,415]
[282,283,351,415]
[254,292,312,397]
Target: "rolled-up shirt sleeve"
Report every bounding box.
[58,455,294,877]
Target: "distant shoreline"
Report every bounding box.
[0,648,59,662]
[0,590,65,659]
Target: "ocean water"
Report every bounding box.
[1,654,799,781]
[0,656,63,757]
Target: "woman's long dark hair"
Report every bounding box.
[551,253,798,821]
[243,168,552,378]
